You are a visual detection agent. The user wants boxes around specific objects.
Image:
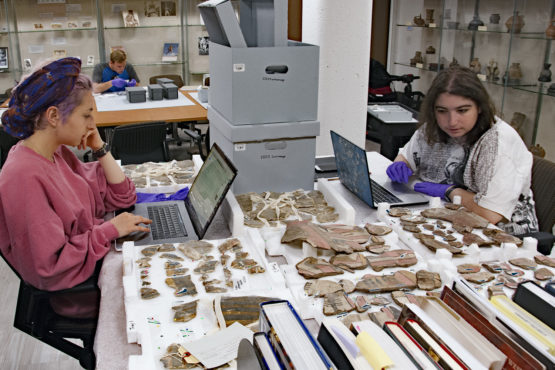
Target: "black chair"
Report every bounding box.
[0,250,99,369]
[0,126,20,169]
[110,121,170,165]
[148,74,184,88]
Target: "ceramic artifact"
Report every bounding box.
[457,263,482,274]
[219,296,276,327]
[330,253,368,270]
[364,223,392,236]
[509,111,527,138]
[416,270,442,290]
[354,296,372,312]
[534,254,555,267]
[449,57,459,67]
[482,227,523,246]
[509,257,537,270]
[486,59,500,81]
[546,16,555,39]
[391,291,420,307]
[355,270,417,293]
[323,291,356,315]
[469,57,482,74]
[468,15,484,30]
[367,250,418,271]
[489,13,500,24]
[463,271,495,284]
[535,267,554,280]
[505,12,525,33]
[172,300,198,322]
[295,257,343,279]
[529,144,546,158]
[410,51,424,66]
[538,63,552,82]
[425,9,434,25]
[548,83,555,96]
[413,14,426,27]
[304,280,343,297]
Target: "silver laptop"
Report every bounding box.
[330,130,428,208]
[115,143,237,248]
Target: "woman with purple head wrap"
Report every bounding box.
[0,57,151,293]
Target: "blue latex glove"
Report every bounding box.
[127,79,137,87]
[166,187,189,201]
[414,182,453,198]
[136,187,189,204]
[386,161,413,183]
[111,78,127,88]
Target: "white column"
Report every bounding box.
[302,0,373,156]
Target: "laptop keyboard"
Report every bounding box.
[147,204,187,240]
[370,179,403,204]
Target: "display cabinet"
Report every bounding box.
[0,0,17,97]
[388,0,555,161]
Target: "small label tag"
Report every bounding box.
[428,23,437,28]
[233,63,245,72]
[416,63,424,69]
[477,74,487,81]
[478,25,487,31]
[234,143,246,151]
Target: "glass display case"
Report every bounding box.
[388,0,555,161]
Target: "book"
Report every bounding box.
[350,320,418,369]
[513,280,555,330]
[317,317,372,370]
[382,321,440,370]
[259,300,334,370]
[441,285,545,370]
[162,42,179,62]
[402,319,467,370]
[253,332,283,370]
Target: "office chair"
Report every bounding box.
[110,121,170,165]
[0,250,99,369]
[518,155,555,255]
[148,74,184,88]
[0,126,20,169]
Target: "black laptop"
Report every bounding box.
[116,143,237,248]
[330,130,428,208]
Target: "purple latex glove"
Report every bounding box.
[386,161,413,183]
[414,182,453,198]
[111,78,126,88]
[127,79,137,87]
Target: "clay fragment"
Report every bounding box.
[296,257,343,279]
[193,260,218,274]
[159,253,184,261]
[355,270,417,293]
[165,275,197,296]
[442,234,457,242]
[509,257,537,270]
[444,203,463,210]
[457,263,481,274]
[231,253,258,270]
[433,230,447,237]
[339,279,355,294]
[413,233,434,241]
[218,238,241,253]
[368,235,385,245]
[463,271,494,284]
[421,207,489,228]
[323,291,356,316]
[160,343,195,369]
[448,241,463,248]
[482,262,503,273]
[304,280,343,297]
[452,223,473,234]
[324,224,371,244]
[416,270,442,290]
[500,262,525,277]
[364,223,392,236]
[534,267,554,281]
[391,290,420,307]
[177,240,214,260]
[495,275,520,289]
[158,244,176,252]
[403,224,421,233]
[421,238,463,254]
[165,267,189,276]
[400,215,426,224]
[422,224,435,231]
[426,291,441,298]
[330,253,368,270]
[136,257,151,268]
[368,296,391,306]
[483,228,523,246]
[488,284,506,299]
[282,220,367,253]
[368,306,400,327]
[462,233,494,247]
[140,287,160,299]
[219,296,275,327]
[248,265,266,274]
[141,246,159,257]
[355,296,372,312]
[367,250,418,271]
[534,254,555,268]
[366,244,391,254]
[172,300,198,322]
[388,208,412,217]
[164,260,182,269]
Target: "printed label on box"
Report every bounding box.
[233,63,245,72]
[234,143,246,151]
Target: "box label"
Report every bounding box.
[234,143,246,151]
[233,63,245,72]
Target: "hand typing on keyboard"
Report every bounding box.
[110,212,152,237]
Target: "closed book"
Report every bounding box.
[253,332,283,370]
[513,281,555,330]
[259,300,334,370]
[441,285,545,370]
[383,321,441,370]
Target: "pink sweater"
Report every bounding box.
[0,143,136,291]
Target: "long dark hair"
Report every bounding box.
[419,65,496,145]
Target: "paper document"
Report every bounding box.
[355,331,393,369]
[94,89,194,112]
[184,322,253,368]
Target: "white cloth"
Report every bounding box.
[399,117,538,234]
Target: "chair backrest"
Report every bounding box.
[110,121,170,165]
[531,155,555,233]
[148,74,184,88]
[0,127,20,169]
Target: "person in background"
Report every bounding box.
[386,65,538,235]
[92,49,140,93]
[0,57,151,293]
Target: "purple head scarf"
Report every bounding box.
[1,57,82,139]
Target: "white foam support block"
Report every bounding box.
[377,202,390,222]
[316,178,355,225]
[429,196,442,208]
[501,243,519,261]
[522,236,538,251]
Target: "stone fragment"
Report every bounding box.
[164,260,182,269]
[421,238,463,254]
[172,300,198,322]
[218,238,241,253]
[495,275,520,289]
[281,220,367,253]
[193,260,218,274]
[368,235,386,245]
[413,233,434,241]
[158,244,176,252]
[177,240,214,261]
[500,262,525,277]
[366,244,391,254]
[165,275,197,296]
[364,223,392,236]
[509,257,537,270]
[483,228,523,247]
[421,208,489,228]
[534,255,555,268]
[165,267,189,276]
[391,291,420,307]
[339,279,355,294]
[448,241,464,248]
[160,343,196,369]
[354,296,371,312]
[159,253,184,261]
[368,296,391,306]
[304,280,343,297]
[463,271,494,284]
[141,246,159,257]
[140,287,160,299]
[452,223,473,234]
[355,271,417,293]
[462,233,494,247]
[482,262,503,273]
[403,224,421,233]
[534,267,554,281]
[368,306,400,327]
[219,296,276,327]
[422,224,435,231]
[231,253,258,270]
[487,284,506,299]
[416,270,442,290]
[367,250,418,271]
[136,257,151,268]
[388,208,412,217]
[323,291,356,315]
[296,257,343,279]
[457,263,481,274]
[330,253,368,270]
[400,215,427,224]
[248,265,266,274]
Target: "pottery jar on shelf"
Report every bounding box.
[505,11,525,33]
[546,16,555,39]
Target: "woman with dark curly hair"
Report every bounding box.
[0,57,151,291]
[386,65,538,235]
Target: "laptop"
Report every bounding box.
[115,143,237,249]
[330,130,428,208]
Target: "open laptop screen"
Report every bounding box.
[185,143,237,239]
[330,130,374,206]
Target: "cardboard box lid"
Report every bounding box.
[199,0,247,48]
[240,0,288,47]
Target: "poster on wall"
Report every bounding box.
[161,1,176,16]
[0,47,8,69]
[198,36,209,55]
[145,0,160,17]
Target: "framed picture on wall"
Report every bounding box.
[0,47,8,69]
[162,42,178,62]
